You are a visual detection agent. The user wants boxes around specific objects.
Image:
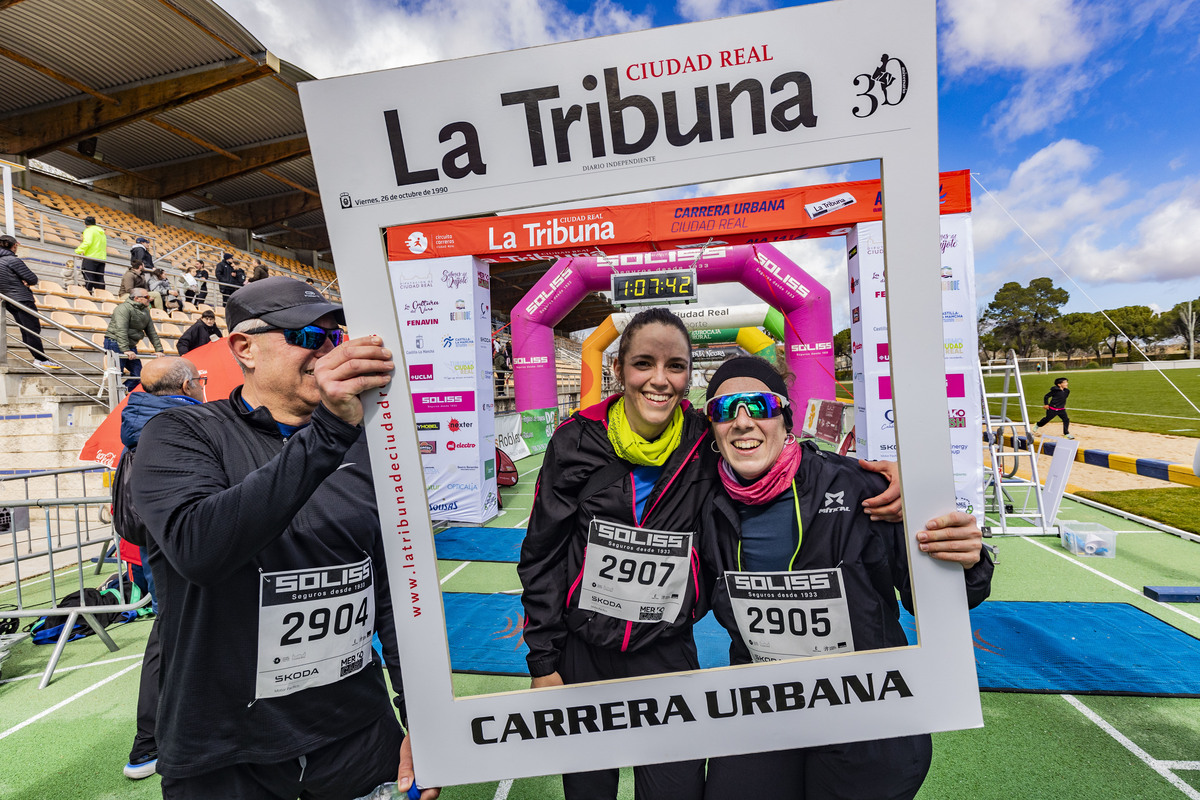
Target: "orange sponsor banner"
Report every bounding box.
[386,170,970,261]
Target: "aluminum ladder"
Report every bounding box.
[979,350,1054,535]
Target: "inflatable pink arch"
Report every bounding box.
[511,244,834,413]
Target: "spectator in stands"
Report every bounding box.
[215,252,237,305]
[74,215,107,294]
[104,288,163,391]
[248,262,269,282]
[230,260,247,292]
[148,268,182,312]
[175,309,223,355]
[305,277,315,286]
[130,237,154,270]
[0,235,60,369]
[115,356,207,781]
[131,277,437,800]
[184,259,208,307]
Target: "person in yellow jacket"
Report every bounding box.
[74,216,108,294]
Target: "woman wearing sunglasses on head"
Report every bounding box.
[518,310,910,800]
[698,356,994,800]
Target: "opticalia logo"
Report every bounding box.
[524,267,573,316]
[416,421,441,431]
[447,482,479,492]
[446,441,477,451]
[419,440,437,455]
[514,356,549,365]
[396,270,433,290]
[443,335,474,348]
[876,342,889,363]
[448,418,474,432]
[442,270,468,290]
[948,408,967,428]
[408,364,434,381]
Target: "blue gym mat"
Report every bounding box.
[441,595,1200,696]
[436,527,526,562]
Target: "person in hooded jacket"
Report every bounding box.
[698,356,994,800]
[518,310,912,800]
[0,235,59,368]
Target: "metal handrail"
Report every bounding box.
[0,290,120,408]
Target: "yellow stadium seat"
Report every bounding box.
[80,314,107,331]
[93,288,117,302]
[73,297,100,313]
[40,294,73,310]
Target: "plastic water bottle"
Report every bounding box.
[352,781,422,800]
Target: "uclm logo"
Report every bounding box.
[408,364,434,381]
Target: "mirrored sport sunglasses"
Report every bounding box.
[242,325,346,350]
[705,391,790,423]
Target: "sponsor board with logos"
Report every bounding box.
[848,215,982,526]
[392,253,497,524]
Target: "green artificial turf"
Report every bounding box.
[1076,488,1200,535]
[983,368,1200,437]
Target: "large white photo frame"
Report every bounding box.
[300,0,981,786]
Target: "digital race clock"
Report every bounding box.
[610,268,697,307]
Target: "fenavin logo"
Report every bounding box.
[852,54,908,118]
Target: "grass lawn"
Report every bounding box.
[983,367,1200,436]
[1076,487,1200,535]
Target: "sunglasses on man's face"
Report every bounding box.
[243,325,346,350]
[705,391,790,423]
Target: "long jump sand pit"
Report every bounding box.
[996,424,1200,492]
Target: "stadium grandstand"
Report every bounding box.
[0,0,613,472]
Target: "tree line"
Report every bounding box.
[979,278,1200,364]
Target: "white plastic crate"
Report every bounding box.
[1059,521,1116,558]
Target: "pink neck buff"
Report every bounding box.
[719,436,802,505]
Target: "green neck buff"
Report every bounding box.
[606,397,684,467]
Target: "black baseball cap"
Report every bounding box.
[226,276,345,331]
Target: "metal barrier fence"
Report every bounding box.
[0,466,148,688]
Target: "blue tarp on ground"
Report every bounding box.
[436,527,526,563]
[440,595,1200,696]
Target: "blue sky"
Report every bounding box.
[218,0,1200,327]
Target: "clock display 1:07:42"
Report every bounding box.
[612,270,697,304]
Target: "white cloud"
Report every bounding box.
[676,0,772,23]
[973,139,1200,287]
[216,0,654,78]
[986,65,1111,142]
[938,0,1096,74]
[1060,182,1200,282]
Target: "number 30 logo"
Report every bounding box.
[853,54,909,118]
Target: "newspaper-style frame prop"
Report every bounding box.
[301,0,979,786]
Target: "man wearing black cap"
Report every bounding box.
[132,277,437,799]
[130,237,154,271]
